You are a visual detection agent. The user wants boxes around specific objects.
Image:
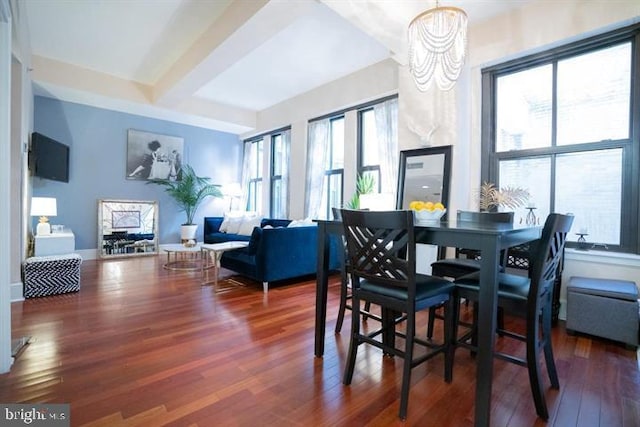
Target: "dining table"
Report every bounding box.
[314,217,541,427]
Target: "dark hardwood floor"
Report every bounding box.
[2,256,639,426]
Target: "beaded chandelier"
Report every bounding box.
[408,2,468,91]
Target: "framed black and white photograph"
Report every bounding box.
[126,129,184,181]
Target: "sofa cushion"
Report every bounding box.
[287,218,315,227]
[204,217,224,235]
[238,216,262,236]
[205,232,251,244]
[247,227,262,255]
[225,217,243,234]
[261,218,291,228]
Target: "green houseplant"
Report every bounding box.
[346,174,375,209]
[148,164,223,242]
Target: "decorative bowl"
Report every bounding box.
[413,208,447,222]
[183,239,197,248]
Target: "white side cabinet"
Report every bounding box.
[34,230,75,256]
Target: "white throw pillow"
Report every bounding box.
[225,217,244,234]
[238,216,262,236]
[220,211,245,232]
[287,218,316,228]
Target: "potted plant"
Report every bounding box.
[148,164,223,243]
[478,181,530,212]
[346,174,375,209]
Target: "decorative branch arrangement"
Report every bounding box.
[479,182,530,212]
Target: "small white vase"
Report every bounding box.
[180,224,198,243]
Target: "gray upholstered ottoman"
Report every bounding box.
[566,276,639,347]
[23,253,82,298]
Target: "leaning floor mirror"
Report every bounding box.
[396,145,452,211]
[396,146,453,266]
[98,199,159,258]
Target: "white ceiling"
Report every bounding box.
[24,0,530,134]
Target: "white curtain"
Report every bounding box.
[239,141,254,211]
[305,119,330,218]
[279,129,291,217]
[374,98,399,197]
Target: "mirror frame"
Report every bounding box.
[396,145,452,216]
[97,198,159,259]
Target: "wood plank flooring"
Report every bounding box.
[1,256,639,426]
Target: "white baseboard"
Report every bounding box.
[10,281,24,303]
[76,249,97,260]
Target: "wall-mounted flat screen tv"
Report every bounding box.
[29,132,70,183]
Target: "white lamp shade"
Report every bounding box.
[223,183,243,198]
[31,197,57,217]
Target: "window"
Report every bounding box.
[357,97,398,207]
[318,117,344,220]
[358,108,381,191]
[482,24,640,252]
[270,129,290,218]
[245,139,263,212]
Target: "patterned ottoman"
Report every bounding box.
[23,253,82,298]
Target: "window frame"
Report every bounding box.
[481,23,640,253]
[245,138,263,213]
[321,116,345,220]
[269,130,288,218]
[357,106,382,193]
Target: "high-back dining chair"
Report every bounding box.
[340,209,455,420]
[427,210,514,339]
[332,207,379,333]
[453,213,574,420]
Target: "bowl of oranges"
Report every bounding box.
[409,201,446,222]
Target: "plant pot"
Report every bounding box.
[181,224,198,244]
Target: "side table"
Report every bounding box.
[201,241,249,292]
[163,243,209,271]
[34,230,75,256]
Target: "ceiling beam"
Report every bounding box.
[153,0,316,108]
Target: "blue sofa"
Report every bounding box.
[203,217,340,292]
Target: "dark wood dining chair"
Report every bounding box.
[340,209,455,420]
[453,213,574,420]
[332,208,379,333]
[427,210,514,339]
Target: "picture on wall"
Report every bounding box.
[111,210,141,229]
[126,129,184,181]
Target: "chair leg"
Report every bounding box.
[526,306,549,420]
[427,306,437,339]
[470,302,479,356]
[399,308,415,420]
[443,298,454,382]
[381,308,396,356]
[542,301,559,388]
[335,277,348,334]
[342,293,361,385]
[452,293,462,348]
[497,307,505,336]
[363,302,372,321]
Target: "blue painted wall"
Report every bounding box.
[33,96,241,250]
